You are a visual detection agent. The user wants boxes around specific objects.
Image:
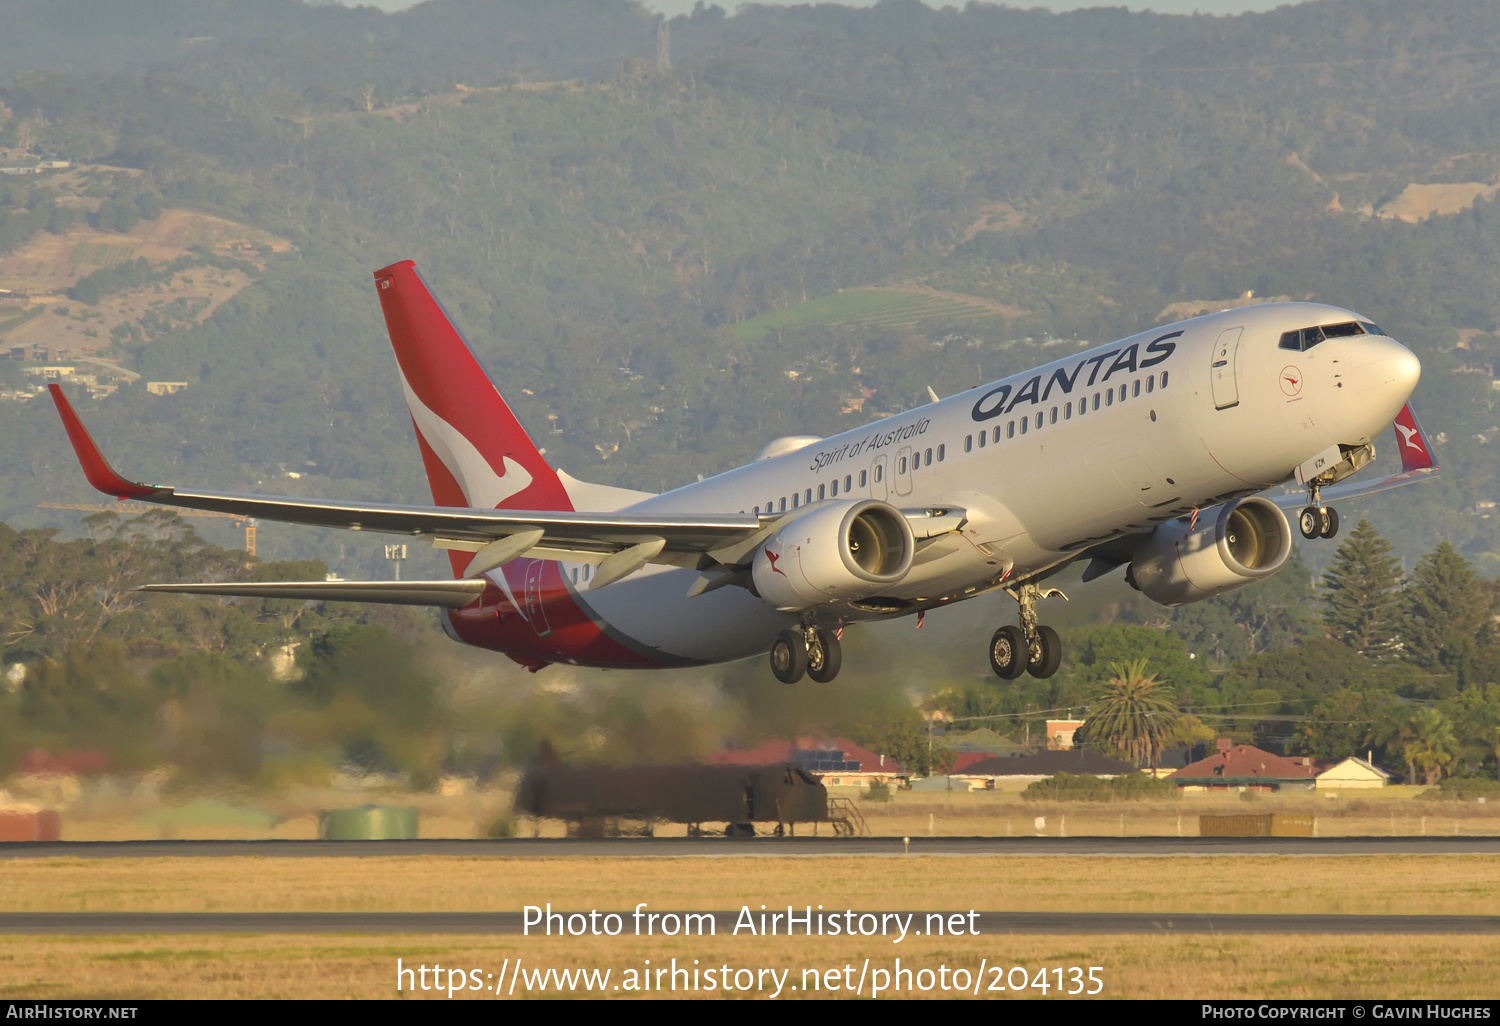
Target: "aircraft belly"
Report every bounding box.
[577,567,796,663]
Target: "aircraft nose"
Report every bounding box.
[1355,337,1421,414]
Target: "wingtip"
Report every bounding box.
[47,383,158,500]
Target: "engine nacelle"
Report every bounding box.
[751,499,914,611]
[1129,496,1293,607]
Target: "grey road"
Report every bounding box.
[0,911,1494,934]
[2,836,1498,858]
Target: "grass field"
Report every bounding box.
[5,933,1500,999]
[3,855,1498,915]
[3,855,1498,998]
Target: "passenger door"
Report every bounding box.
[523,560,552,638]
[894,446,913,497]
[870,454,888,501]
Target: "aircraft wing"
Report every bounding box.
[49,384,762,572]
[1269,403,1440,510]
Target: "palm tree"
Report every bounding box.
[1404,708,1458,786]
[1074,659,1181,771]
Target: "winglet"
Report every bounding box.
[1394,403,1438,475]
[47,384,160,500]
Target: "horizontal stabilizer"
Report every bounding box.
[136,580,488,607]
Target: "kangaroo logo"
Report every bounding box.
[764,547,787,577]
[1396,422,1424,454]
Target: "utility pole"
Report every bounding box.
[384,543,407,581]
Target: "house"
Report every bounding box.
[952,749,1139,791]
[711,738,907,787]
[1045,718,1086,750]
[1169,739,1319,792]
[937,727,1035,760]
[1316,756,1391,790]
[146,381,189,395]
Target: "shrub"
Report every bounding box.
[1021,771,1178,802]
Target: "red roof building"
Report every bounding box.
[711,738,906,784]
[1169,740,1318,791]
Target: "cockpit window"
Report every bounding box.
[1278,321,1372,352]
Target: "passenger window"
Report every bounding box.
[584,565,591,581]
[1160,371,1169,389]
[792,493,799,509]
[1093,393,1101,410]
[1065,401,1073,420]
[937,443,945,461]
[753,505,760,515]
[830,479,838,497]
[1279,330,1302,351]
[780,497,787,512]
[1146,375,1155,393]
[965,434,973,453]
[845,474,853,491]
[1133,380,1141,398]
[1119,384,1127,402]
[818,484,825,501]
[1006,421,1015,439]
[874,464,883,483]
[924,447,933,466]
[978,431,986,448]
[898,456,908,474]
[805,488,812,504]
[861,470,869,487]
[571,567,579,585]
[1106,389,1114,407]
[993,426,1002,443]
[1049,407,1058,424]
[1020,418,1028,435]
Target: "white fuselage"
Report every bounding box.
[488,302,1419,666]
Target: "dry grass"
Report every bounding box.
[4,855,1500,916]
[2,933,1499,999]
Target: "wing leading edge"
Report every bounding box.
[47,384,763,572]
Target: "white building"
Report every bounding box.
[1315,756,1391,790]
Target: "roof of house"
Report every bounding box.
[711,738,905,774]
[936,728,1034,757]
[1170,744,1318,782]
[1316,756,1392,780]
[954,749,1138,778]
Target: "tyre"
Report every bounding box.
[769,629,808,684]
[806,629,843,683]
[989,625,1027,680]
[1028,624,1062,679]
[1319,506,1340,539]
[1298,506,1321,539]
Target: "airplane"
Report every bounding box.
[47,260,1437,684]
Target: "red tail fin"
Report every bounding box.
[1394,403,1438,474]
[373,261,572,514]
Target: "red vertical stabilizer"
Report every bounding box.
[373,260,572,518]
[1393,404,1438,475]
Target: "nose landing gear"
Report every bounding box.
[989,583,1067,680]
[1298,483,1340,540]
[769,624,843,684]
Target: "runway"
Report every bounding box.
[0,911,1495,934]
[2,836,1498,858]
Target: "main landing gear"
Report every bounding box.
[989,582,1066,680]
[1297,482,1341,540]
[769,624,842,684]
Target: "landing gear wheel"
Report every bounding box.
[806,629,842,683]
[1319,506,1340,539]
[1298,506,1321,539]
[1027,624,1062,679]
[989,625,1027,680]
[769,630,807,684]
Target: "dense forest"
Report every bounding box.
[2,0,1500,783]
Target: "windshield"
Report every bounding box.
[1277,320,1383,352]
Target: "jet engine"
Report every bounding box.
[751,499,914,610]
[1128,496,1293,606]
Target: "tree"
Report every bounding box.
[1398,542,1488,686]
[1073,658,1180,770]
[1321,519,1402,656]
[1404,708,1459,786]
